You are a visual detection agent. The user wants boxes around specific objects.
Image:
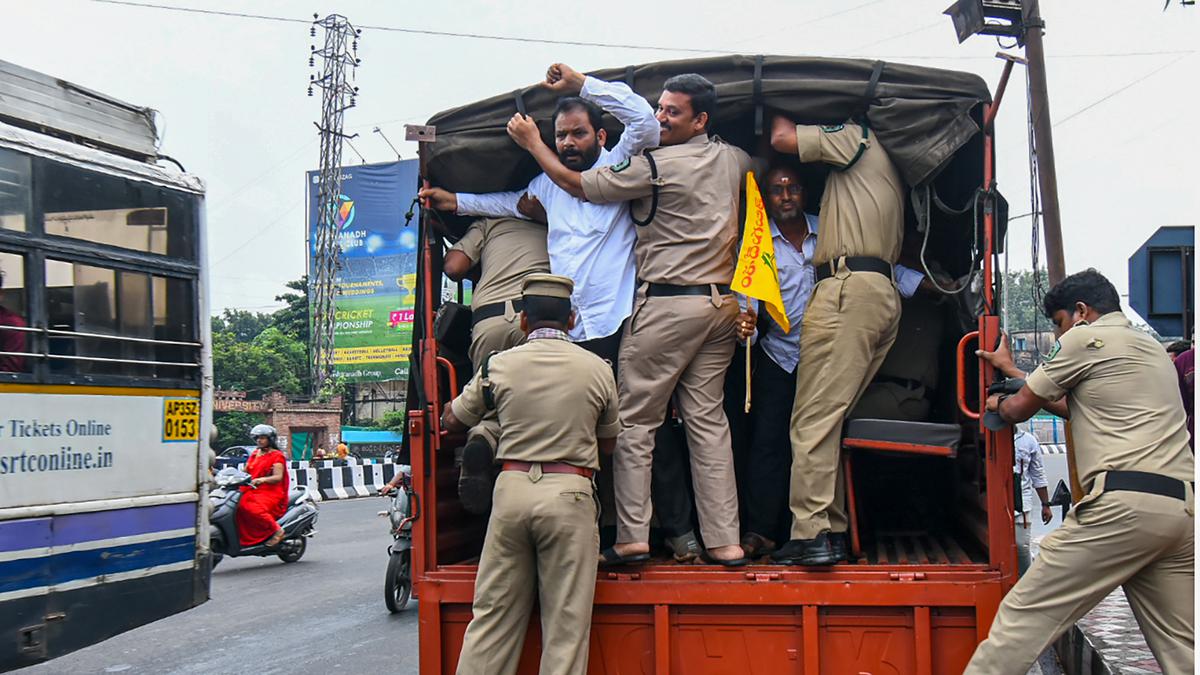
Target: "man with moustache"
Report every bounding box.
[419,63,655,365]
[420,63,658,513]
[508,73,752,566]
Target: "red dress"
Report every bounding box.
[236,449,289,545]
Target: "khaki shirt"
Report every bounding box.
[1026,312,1194,492]
[451,217,550,308]
[795,123,904,265]
[451,338,619,470]
[580,134,752,286]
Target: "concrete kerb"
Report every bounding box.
[1055,623,1114,675]
[230,457,399,502]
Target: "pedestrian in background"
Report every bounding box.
[1013,424,1051,576]
[1174,346,1193,450]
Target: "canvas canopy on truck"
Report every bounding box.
[423,54,992,194]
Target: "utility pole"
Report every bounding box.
[1022,0,1066,285]
[308,13,361,396]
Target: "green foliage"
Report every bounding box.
[213,410,264,454]
[211,308,272,343]
[212,278,311,396]
[272,276,310,344]
[212,328,306,396]
[1001,268,1050,334]
[378,409,407,432]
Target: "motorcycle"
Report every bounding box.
[209,467,319,568]
[380,464,416,612]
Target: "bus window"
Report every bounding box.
[46,259,116,375]
[0,149,31,233]
[0,251,28,373]
[38,158,195,259]
[43,259,197,380]
[152,274,195,379]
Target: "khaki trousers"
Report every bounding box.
[966,481,1194,675]
[466,312,525,450]
[614,290,740,548]
[455,471,600,675]
[789,271,899,540]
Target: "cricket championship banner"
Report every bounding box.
[307,161,419,382]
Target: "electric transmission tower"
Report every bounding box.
[308,13,360,396]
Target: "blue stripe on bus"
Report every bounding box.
[0,502,195,553]
[0,535,195,593]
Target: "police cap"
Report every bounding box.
[521,273,574,300]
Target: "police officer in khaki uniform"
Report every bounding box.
[444,216,551,514]
[965,269,1194,675]
[767,114,906,565]
[442,273,619,675]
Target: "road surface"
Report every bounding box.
[20,498,419,674]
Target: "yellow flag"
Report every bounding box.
[732,172,790,333]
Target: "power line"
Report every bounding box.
[85,1,1198,61]
[1053,52,1194,128]
[209,200,304,267]
[90,0,728,54]
[207,139,317,216]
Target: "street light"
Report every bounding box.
[942,0,1025,44]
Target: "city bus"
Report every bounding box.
[0,60,212,670]
[406,55,1017,673]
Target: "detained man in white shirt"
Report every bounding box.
[1013,424,1052,576]
[733,162,927,560]
[418,63,658,365]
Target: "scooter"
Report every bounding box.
[209,467,319,569]
[379,464,416,612]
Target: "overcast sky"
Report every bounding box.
[4,0,1197,322]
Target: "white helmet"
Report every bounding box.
[249,424,278,445]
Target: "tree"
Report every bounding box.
[272,276,310,345]
[211,308,272,343]
[213,410,264,453]
[1001,268,1050,334]
[211,328,306,397]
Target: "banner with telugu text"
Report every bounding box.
[307,161,419,382]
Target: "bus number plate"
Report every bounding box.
[163,398,200,442]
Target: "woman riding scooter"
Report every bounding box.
[238,424,289,548]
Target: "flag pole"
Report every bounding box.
[744,341,752,413]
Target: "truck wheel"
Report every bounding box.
[277,537,307,563]
[384,550,411,612]
[212,553,223,570]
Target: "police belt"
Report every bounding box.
[1103,470,1190,501]
[815,256,893,283]
[645,282,731,297]
[501,460,595,479]
[472,299,522,326]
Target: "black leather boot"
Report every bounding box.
[769,531,837,566]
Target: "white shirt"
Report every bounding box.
[455,76,658,341]
[1013,430,1048,516]
[742,214,925,373]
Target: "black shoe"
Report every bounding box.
[457,437,495,515]
[829,532,849,563]
[770,532,838,566]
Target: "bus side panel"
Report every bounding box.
[0,502,203,670]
